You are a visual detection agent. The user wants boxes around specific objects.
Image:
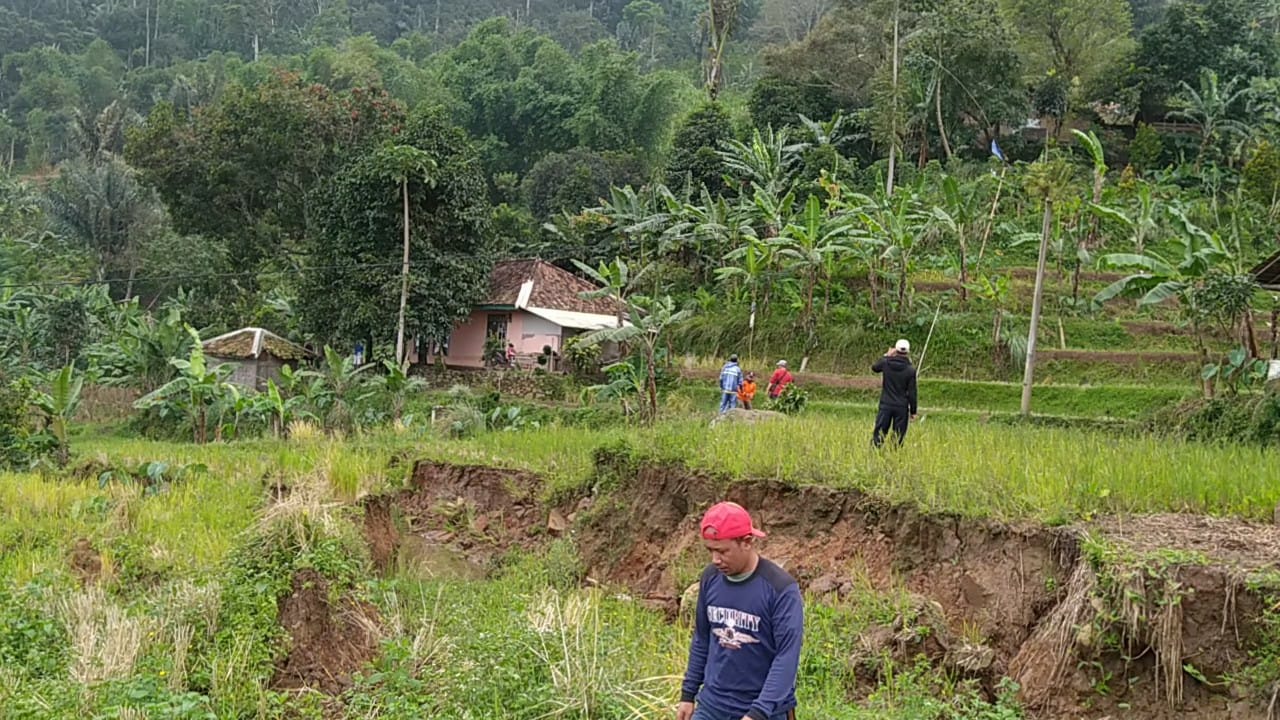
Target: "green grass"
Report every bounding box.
[801,379,1190,420]
[4,409,1278,717]
[627,415,1278,522]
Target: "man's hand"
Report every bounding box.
[911,414,918,422]
[675,701,695,720]
[884,347,897,357]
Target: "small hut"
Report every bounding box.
[202,327,311,391]
[1250,250,1280,291]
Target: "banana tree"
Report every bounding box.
[1095,205,1234,391]
[572,257,650,329]
[374,359,427,423]
[927,174,986,304]
[134,327,237,444]
[33,365,83,467]
[845,187,924,323]
[314,345,376,431]
[577,294,692,424]
[776,194,854,343]
[254,378,316,437]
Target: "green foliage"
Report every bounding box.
[31,365,83,467]
[97,459,209,495]
[0,372,44,469]
[1129,123,1164,173]
[300,107,497,352]
[1243,140,1280,210]
[562,335,603,380]
[0,581,68,679]
[665,101,734,195]
[767,383,809,415]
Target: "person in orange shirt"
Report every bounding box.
[738,372,758,410]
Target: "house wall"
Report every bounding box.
[225,359,258,390]
[442,309,514,368]
[436,309,570,368]
[256,355,287,388]
[516,313,563,356]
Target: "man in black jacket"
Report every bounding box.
[871,339,918,447]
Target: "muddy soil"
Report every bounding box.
[367,458,1280,719]
[271,569,380,695]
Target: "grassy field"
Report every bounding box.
[1,422,1039,719]
[2,384,1277,718]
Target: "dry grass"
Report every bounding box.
[1010,560,1097,705]
[60,586,150,686]
[523,588,679,720]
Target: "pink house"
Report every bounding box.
[432,259,626,369]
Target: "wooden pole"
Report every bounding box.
[1021,200,1053,417]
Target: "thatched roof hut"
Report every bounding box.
[202,327,310,390]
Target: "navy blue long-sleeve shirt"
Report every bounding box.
[680,559,803,720]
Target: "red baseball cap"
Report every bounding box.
[700,502,766,540]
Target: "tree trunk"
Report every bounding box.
[1244,310,1260,358]
[936,73,952,161]
[992,310,1003,369]
[1021,201,1053,417]
[395,179,411,365]
[1271,307,1279,360]
[958,234,968,305]
[645,342,658,423]
[886,5,899,198]
[144,0,151,67]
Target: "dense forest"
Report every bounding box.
[3,0,1280,373]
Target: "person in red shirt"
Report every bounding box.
[766,360,793,400]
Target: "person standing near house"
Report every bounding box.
[719,355,743,414]
[677,502,803,720]
[766,361,793,401]
[871,339,919,447]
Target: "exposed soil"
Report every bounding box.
[368,458,1280,719]
[68,537,102,585]
[271,569,380,695]
[361,462,549,575]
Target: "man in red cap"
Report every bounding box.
[677,502,803,720]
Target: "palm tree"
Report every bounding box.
[371,142,437,366]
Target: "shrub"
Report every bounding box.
[0,373,44,469]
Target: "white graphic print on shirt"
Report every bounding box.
[707,605,762,650]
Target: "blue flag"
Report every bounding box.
[990,139,1007,163]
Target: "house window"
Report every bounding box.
[486,313,511,340]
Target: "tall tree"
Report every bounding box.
[299,109,498,352]
[1002,0,1135,91]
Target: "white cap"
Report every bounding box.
[776,359,787,367]
[895,339,911,353]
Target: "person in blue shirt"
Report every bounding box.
[678,502,803,720]
[718,355,743,414]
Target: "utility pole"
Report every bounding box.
[1021,199,1053,416]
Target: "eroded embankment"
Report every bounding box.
[363,456,1280,720]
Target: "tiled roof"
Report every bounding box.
[482,259,623,316]
[202,327,310,361]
